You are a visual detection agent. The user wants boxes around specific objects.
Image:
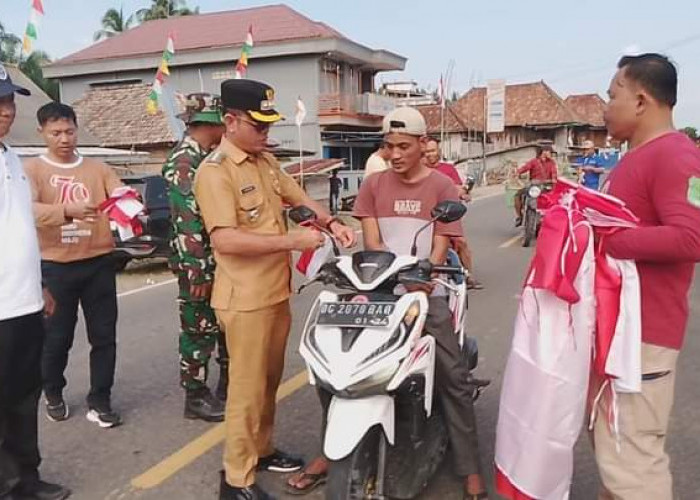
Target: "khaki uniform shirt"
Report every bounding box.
[194,137,306,312]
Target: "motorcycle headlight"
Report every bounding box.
[528,185,542,198]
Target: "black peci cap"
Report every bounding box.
[220,79,283,123]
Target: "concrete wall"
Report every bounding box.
[59,55,324,156]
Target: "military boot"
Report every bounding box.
[215,361,229,401]
[184,388,225,422]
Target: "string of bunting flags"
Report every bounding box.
[22,0,44,58]
[234,25,253,79]
[146,33,175,115]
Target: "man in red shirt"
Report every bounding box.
[513,145,558,225]
[424,138,484,290]
[593,53,700,500]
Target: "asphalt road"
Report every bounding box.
[37,193,700,500]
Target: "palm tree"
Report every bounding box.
[136,0,199,22]
[94,7,137,41]
[0,21,22,64]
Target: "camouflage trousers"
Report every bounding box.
[177,272,228,392]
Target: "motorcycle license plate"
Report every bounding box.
[316,302,395,327]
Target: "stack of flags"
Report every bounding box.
[234,26,253,79]
[22,0,44,57]
[146,33,175,115]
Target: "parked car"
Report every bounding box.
[111,175,171,271]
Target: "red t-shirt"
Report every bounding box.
[517,157,558,182]
[353,170,462,259]
[604,132,700,350]
[434,162,462,186]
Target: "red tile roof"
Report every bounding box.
[72,83,179,148]
[420,81,581,133]
[55,4,346,66]
[564,94,607,128]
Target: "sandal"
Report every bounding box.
[466,277,484,290]
[284,470,328,496]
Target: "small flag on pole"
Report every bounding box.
[147,33,175,115]
[234,25,254,79]
[22,0,44,57]
[295,97,307,127]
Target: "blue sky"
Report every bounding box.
[3,0,700,126]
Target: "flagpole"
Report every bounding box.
[299,125,304,191]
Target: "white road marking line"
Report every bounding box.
[117,278,177,299]
[499,235,522,248]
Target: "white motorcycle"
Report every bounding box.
[290,201,489,500]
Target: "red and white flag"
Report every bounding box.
[295,234,333,279]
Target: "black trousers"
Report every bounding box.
[0,312,44,494]
[41,254,118,407]
[318,297,481,477]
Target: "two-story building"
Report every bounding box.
[44,4,405,193]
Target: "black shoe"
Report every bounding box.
[257,450,304,473]
[12,479,71,500]
[184,389,225,422]
[44,395,69,423]
[86,402,122,429]
[215,362,229,401]
[219,472,274,500]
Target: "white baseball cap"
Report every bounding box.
[382,106,427,136]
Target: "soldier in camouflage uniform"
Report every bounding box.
[163,93,228,422]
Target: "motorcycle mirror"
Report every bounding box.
[465,175,476,193]
[430,200,467,223]
[289,206,317,224]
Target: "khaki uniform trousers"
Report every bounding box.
[591,343,679,500]
[216,300,291,487]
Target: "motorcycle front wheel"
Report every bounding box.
[326,425,381,500]
[522,210,537,247]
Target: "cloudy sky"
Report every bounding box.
[4,0,700,126]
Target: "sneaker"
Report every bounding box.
[184,389,225,422]
[86,403,122,429]
[45,396,70,423]
[257,450,304,473]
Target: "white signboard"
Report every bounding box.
[487,79,506,133]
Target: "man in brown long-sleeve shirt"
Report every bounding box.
[24,102,124,429]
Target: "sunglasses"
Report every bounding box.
[236,115,271,133]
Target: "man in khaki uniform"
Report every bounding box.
[194,79,356,500]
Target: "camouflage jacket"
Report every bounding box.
[162,135,215,285]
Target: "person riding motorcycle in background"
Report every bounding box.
[513,144,558,226]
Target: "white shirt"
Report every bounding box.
[0,143,43,320]
[364,152,391,179]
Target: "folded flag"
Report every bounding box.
[99,186,144,241]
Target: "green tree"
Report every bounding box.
[0,21,22,63]
[20,50,59,100]
[94,7,137,41]
[136,0,199,22]
[681,126,698,141]
[0,22,58,100]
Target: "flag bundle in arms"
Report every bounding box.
[495,179,642,500]
[146,34,175,115]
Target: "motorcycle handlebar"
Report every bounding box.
[432,265,463,275]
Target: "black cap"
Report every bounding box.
[220,79,283,123]
[0,63,30,98]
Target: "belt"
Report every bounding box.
[641,370,672,381]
